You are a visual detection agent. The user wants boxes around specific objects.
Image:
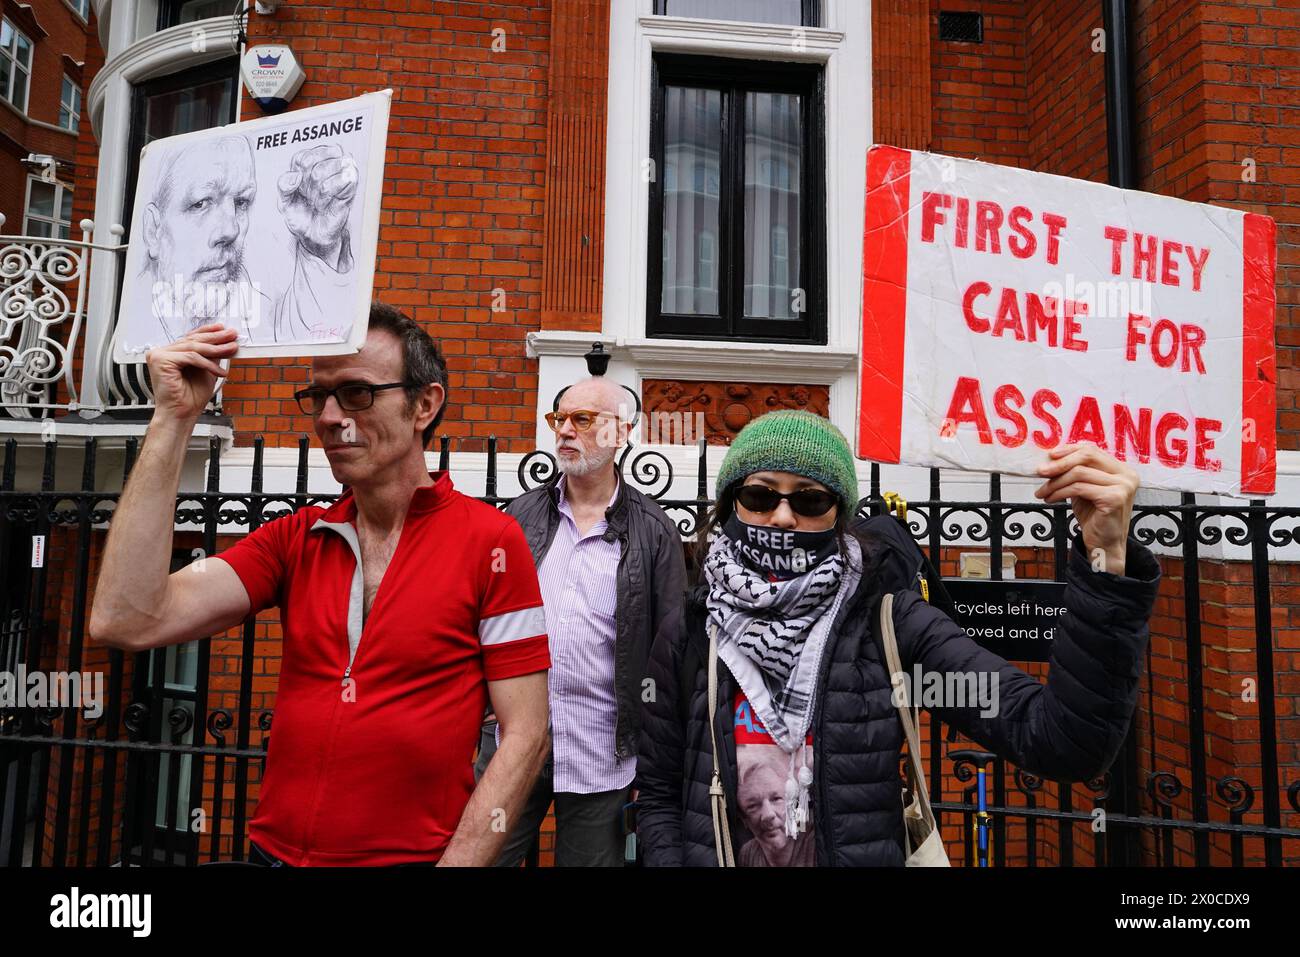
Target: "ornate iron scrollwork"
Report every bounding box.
[167,705,193,738]
[1014,768,1044,797]
[0,240,87,415]
[124,701,150,738]
[516,449,557,492]
[620,446,673,500]
[208,709,234,747]
[1147,771,1184,808]
[1214,776,1254,815]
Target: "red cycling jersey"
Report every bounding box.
[219,470,549,865]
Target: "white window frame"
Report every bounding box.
[60,74,82,132]
[23,176,74,240]
[528,0,869,449]
[0,17,33,115]
[65,0,91,23]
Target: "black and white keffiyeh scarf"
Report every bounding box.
[704,527,862,755]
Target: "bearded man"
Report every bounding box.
[477,376,686,866]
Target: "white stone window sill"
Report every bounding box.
[638,15,845,59]
[526,329,857,380]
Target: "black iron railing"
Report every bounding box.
[1,434,1297,866]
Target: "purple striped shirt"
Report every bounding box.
[538,475,632,794]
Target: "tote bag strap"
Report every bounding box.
[878,593,938,819]
[706,622,736,867]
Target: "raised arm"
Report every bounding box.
[89,324,252,651]
[893,533,1159,781]
[892,443,1159,781]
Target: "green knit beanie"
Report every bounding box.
[716,410,860,513]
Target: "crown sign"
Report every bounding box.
[257,52,282,67]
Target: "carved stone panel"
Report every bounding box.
[641,379,830,446]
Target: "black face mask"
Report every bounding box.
[722,512,839,581]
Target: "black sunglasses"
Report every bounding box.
[734,484,838,517]
[294,381,407,415]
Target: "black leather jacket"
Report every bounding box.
[506,475,687,759]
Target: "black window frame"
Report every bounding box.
[157,0,242,30]
[652,0,820,27]
[647,54,826,344]
[120,57,239,243]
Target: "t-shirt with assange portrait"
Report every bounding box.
[733,690,816,867]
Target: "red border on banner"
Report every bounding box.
[1240,212,1277,496]
[858,145,911,462]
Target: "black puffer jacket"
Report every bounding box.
[637,519,1160,866]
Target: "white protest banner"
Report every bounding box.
[858,146,1277,497]
[115,89,392,361]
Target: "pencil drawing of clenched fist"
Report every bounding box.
[277,143,358,270]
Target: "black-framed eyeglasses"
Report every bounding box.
[293,382,407,415]
[735,484,838,517]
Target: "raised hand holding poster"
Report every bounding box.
[115,89,392,360]
[858,146,1277,498]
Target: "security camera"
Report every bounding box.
[254,0,281,13]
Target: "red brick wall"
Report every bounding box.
[1025,0,1107,182]
[872,0,931,151]
[928,0,1028,166]
[0,0,94,233]
[1132,0,1211,202]
[227,0,552,451]
[65,1,103,231]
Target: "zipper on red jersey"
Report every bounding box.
[340,628,364,686]
[341,594,375,685]
[306,506,418,855]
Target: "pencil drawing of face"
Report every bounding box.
[142,136,257,332]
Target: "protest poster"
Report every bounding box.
[114,89,392,361]
[858,146,1277,497]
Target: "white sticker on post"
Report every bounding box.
[31,534,45,568]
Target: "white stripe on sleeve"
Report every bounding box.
[478,605,548,646]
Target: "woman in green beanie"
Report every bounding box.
[636,409,1159,866]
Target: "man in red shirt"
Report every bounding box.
[90,303,551,866]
